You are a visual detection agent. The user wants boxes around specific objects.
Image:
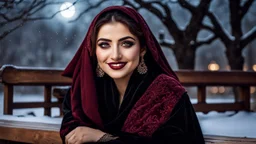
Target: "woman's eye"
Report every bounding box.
[98,42,109,48]
[122,41,134,48]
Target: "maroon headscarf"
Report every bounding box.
[62,6,180,129]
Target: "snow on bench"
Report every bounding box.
[0,115,255,144]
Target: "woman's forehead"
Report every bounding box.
[97,22,137,41]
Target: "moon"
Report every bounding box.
[60,2,76,18]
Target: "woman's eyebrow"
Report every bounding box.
[119,36,136,41]
[97,38,111,43]
[97,36,136,43]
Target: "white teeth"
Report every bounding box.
[112,64,122,66]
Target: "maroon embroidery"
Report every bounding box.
[122,74,185,137]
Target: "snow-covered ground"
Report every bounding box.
[198,111,256,138]
[0,93,255,138]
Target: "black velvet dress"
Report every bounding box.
[61,71,205,144]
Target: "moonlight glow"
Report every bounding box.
[60,2,75,18]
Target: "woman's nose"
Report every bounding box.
[111,45,122,61]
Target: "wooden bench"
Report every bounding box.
[1,65,256,116]
[0,116,255,144]
[178,70,256,112]
[0,115,62,144]
[0,65,71,116]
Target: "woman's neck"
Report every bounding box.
[113,73,133,104]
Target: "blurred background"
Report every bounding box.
[0,0,256,114]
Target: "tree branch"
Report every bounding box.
[201,25,214,33]
[0,21,25,40]
[181,0,212,41]
[160,42,175,50]
[133,0,183,44]
[158,31,175,49]
[241,26,256,48]
[241,0,254,18]
[206,11,231,46]
[0,13,10,21]
[0,0,43,25]
[27,1,78,21]
[0,0,82,40]
[141,0,172,18]
[28,1,62,16]
[123,0,140,10]
[193,35,218,48]
[69,0,105,22]
[178,0,196,14]
[134,0,164,20]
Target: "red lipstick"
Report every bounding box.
[107,62,127,70]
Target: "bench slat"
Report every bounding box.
[2,65,256,85]
[0,66,71,85]
[0,119,61,144]
[0,116,256,144]
[12,102,61,109]
[193,103,244,112]
[177,70,256,86]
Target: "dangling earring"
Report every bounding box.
[137,56,148,74]
[96,64,104,77]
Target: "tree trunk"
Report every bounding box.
[226,43,244,111]
[226,44,244,70]
[174,43,195,70]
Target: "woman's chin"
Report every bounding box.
[108,74,128,80]
[106,72,133,81]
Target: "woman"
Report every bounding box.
[60,6,205,144]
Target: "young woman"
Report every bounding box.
[60,6,205,144]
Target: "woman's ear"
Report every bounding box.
[140,47,146,57]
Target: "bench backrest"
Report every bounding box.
[1,65,256,114]
[1,65,256,86]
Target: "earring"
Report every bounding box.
[96,64,104,77]
[137,56,148,74]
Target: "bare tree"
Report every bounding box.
[206,0,256,70]
[123,0,256,70]
[0,0,62,40]
[1,0,255,70]
[0,0,106,68]
[0,0,105,41]
[124,0,216,69]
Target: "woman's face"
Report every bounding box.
[96,22,144,81]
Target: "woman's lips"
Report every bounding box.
[107,62,127,70]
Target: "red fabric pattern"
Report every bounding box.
[122,74,186,137]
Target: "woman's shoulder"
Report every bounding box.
[154,73,181,84]
[122,74,187,136]
[151,73,185,94]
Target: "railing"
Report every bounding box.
[1,65,256,116]
[178,70,256,112]
[1,115,256,143]
[0,116,62,143]
[0,65,71,116]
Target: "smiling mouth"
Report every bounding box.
[107,62,127,70]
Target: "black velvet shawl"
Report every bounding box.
[61,86,205,144]
[96,66,160,134]
[61,61,205,143]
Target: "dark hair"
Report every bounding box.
[90,10,145,56]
